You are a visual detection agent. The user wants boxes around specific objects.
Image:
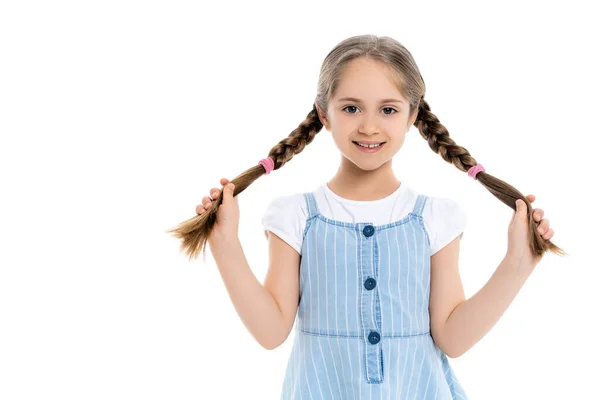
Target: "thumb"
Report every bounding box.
[514,199,527,222]
[221,183,235,205]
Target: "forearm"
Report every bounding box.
[440,254,534,358]
[209,236,286,350]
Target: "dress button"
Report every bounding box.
[364,277,376,290]
[368,331,380,345]
[363,225,374,237]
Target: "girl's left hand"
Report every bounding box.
[506,194,554,269]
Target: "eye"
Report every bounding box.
[342,105,359,114]
[342,105,398,115]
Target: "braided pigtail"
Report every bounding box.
[415,97,566,257]
[166,104,324,261]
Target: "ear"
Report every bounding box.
[407,107,418,129]
[316,106,330,131]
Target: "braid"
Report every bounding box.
[415,98,566,258]
[415,98,478,173]
[266,104,323,172]
[167,104,325,261]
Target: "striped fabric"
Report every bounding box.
[280,192,468,399]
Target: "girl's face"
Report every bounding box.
[318,57,418,171]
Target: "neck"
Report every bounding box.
[328,158,401,201]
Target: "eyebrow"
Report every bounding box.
[337,97,405,104]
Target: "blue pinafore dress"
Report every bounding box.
[280,191,469,399]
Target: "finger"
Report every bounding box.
[526,194,535,202]
[533,208,544,222]
[542,228,554,240]
[196,204,205,214]
[202,195,213,208]
[211,179,230,199]
[209,188,221,200]
[536,218,550,235]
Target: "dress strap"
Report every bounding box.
[411,194,428,217]
[303,192,320,219]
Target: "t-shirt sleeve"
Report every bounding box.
[261,194,306,255]
[423,196,468,256]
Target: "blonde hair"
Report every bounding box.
[167,34,566,261]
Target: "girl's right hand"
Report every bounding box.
[195,178,240,244]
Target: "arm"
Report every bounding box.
[429,235,534,358]
[209,232,300,350]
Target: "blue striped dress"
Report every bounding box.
[280,191,469,399]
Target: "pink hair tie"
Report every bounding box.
[467,163,485,180]
[258,157,275,174]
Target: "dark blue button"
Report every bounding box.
[363,225,374,237]
[364,277,376,290]
[368,331,380,345]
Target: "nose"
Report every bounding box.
[358,112,379,135]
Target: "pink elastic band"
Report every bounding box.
[467,163,485,179]
[259,157,274,174]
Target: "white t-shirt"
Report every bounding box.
[261,181,467,256]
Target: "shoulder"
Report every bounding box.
[262,193,308,219]
[261,193,309,255]
[422,195,467,219]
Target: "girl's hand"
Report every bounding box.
[195,178,240,244]
[506,194,554,269]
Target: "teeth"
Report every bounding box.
[357,142,383,148]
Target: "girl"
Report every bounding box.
[168,35,565,399]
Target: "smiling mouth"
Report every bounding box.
[353,141,386,148]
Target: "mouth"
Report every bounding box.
[353,141,386,152]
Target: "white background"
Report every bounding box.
[1,0,597,399]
